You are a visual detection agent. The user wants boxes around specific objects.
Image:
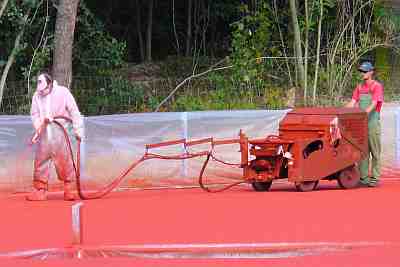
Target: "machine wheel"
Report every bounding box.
[252,181,273,192]
[295,180,319,192]
[337,165,360,189]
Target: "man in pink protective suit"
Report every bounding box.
[27,73,84,201]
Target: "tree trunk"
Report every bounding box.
[312,0,324,105]
[304,0,309,103]
[172,0,180,55]
[145,0,154,62]
[0,0,10,63]
[289,0,305,105]
[375,47,390,83]
[272,0,293,87]
[135,0,145,62]
[201,0,209,56]
[185,0,193,57]
[52,0,80,88]
[209,8,216,58]
[0,13,29,106]
[0,0,10,19]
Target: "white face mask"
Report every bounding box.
[37,74,51,96]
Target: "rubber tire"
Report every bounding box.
[252,181,273,192]
[337,165,360,189]
[295,180,319,192]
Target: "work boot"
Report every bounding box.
[368,178,380,188]
[359,177,370,187]
[26,189,47,201]
[64,182,76,201]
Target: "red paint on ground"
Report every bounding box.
[1,179,400,266]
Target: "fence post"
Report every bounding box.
[80,115,86,180]
[71,202,84,246]
[181,112,188,178]
[396,108,400,162]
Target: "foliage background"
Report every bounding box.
[1,0,400,115]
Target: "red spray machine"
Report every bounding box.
[238,107,368,191]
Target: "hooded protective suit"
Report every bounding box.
[30,75,83,196]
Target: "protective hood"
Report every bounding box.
[36,74,52,96]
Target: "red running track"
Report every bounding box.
[1,179,400,266]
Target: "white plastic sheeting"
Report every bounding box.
[0,106,399,193]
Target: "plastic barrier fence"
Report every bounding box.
[0,106,398,193]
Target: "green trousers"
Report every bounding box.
[359,119,381,184]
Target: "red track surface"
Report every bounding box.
[1,179,400,266]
